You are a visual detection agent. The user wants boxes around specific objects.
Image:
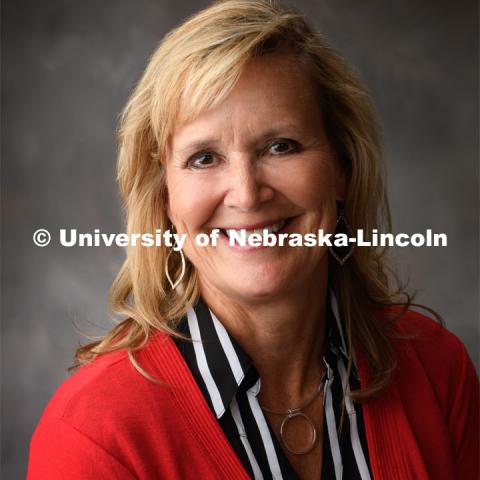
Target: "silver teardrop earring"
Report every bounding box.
[164,225,186,290]
[328,203,355,266]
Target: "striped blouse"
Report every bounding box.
[174,292,372,480]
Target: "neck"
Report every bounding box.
[199,265,329,410]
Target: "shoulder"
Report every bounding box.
[28,333,187,478]
[37,349,138,428]
[361,307,479,478]
[32,333,179,444]
[377,306,478,411]
[388,307,470,367]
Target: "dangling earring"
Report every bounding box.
[328,203,355,266]
[164,225,186,290]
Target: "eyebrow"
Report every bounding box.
[177,138,221,156]
[176,126,303,156]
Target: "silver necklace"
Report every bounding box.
[260,371,327,455]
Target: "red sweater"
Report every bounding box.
[28,310,479,479]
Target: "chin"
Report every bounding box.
[220,268,296,303]
[204,250,328,302]
[223,284,289,304]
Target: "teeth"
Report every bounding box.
[271,220,286,233]
[224,219,286,239]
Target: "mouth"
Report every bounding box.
[217,216,297,242]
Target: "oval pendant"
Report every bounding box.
[279,411,317,455]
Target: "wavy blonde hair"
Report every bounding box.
[74,0,416,400]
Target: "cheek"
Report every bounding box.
[275,156,338,209]
[166,170,220,233]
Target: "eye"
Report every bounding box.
[186,151,218,170]
[268,139,300,155]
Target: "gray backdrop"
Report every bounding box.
[2,0,478,478]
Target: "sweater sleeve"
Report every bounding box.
[27,419,137,480]
[446,337,479,479]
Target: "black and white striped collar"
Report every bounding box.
[175,298,252,418]
[175,289,355,419]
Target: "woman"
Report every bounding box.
[28,1,478,479]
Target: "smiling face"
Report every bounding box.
[165,53,346,304]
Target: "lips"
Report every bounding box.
[217,217,295,240]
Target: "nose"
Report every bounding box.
[223,157,274,211]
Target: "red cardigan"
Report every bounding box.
[28,310,479,479]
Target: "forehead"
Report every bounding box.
[171,54,323,146]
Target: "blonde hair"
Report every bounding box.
[74,0,417,400]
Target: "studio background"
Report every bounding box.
[2,0,478,478]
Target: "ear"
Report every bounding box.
[333,154,347,201]
[166,197,174,227]
[160,167,173,226]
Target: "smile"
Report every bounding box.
[217,217,296,241]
